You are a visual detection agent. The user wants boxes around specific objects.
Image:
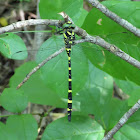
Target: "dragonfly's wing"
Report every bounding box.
[10,32,133,61]
[11,31,140,86]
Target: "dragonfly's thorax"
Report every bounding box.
[63,21,75,57]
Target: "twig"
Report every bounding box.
[88,36,140,69]
[16,39,83,89]
[35,106,55,137]
[58,11,73,23]
[16,47,65,89]
[0,19,64,34]
[102,99,140,140]
[87,0,140,38]
[0,114,14,118]
[74,30,140,69]
[37,107,55,127]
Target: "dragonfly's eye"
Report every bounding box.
[62,23,69,29]
[62,21,75,29]
[71,24,75,29]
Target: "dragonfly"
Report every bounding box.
[14,21,76,121]
[62,21,75,121]
[3,20,140,122]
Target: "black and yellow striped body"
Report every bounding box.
[63,21,75,121]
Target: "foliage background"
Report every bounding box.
[0,0,140,139]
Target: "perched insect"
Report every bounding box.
[62,21,75,121]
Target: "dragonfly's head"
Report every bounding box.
[63,21,75,29]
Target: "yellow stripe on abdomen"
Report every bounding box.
[68,99,72,103]
[67,108,72,111]
[68,89,72,93]
[68,79,72,81]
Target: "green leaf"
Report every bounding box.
[75,9,88,27]
[10,61,66,108]
[82,1,140,85]
[0,33,27,60]
[81,40,140,85]
[0,88,28,113]
[83,1,140,35]
[39,0,87,26]
[0,122,9,140]
[102,1,140,28]
[18,0,30,1]
[82,7,126,36]
[114,110,140,139]
[128,88,140,106]
[106,0,131,2]
[74,63,129,130]
[114,123,140,140]
[114,79,140,105]
[114,78,140,95]
[75,88,129,130]
[42,116,105,140]
[0,115,38,140]
[36,35,89,99]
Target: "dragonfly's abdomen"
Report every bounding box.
[67,55,72,122]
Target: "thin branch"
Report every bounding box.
[0,19,64,34]
[102,99,140,140]
[37,107,55,128]
[88,36,140,69]
[0,107,55,118]
[16,39,83,89]
[87,0,140,38]
[16,47,65,89]
[74,28,140,69]
[0,114,14,118]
